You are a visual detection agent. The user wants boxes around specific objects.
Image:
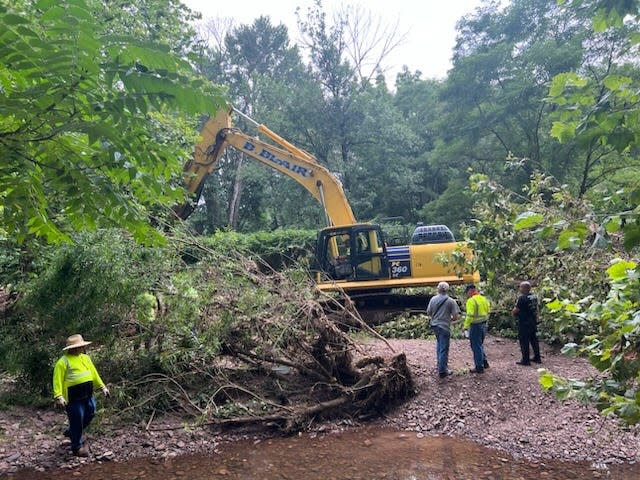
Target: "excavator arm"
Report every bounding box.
[174,109,356,227]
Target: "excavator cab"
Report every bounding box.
[316,224,389,282]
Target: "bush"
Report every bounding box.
[540,260,640,424]
[179,229,316,270]
[0,238,22,286]
[0,229,174,391]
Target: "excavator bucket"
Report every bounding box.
[173,109,233,219]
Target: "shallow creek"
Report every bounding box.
[3,429,639,480]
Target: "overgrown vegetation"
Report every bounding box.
[0,228,314,388]
[453,170,639,424]
[540,260,640,424]
[198,229,316,269]
[457,173,621,344]
[533,0,640,425]
[0,229,413,428]
[0,231,172,391]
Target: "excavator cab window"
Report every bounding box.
[317,226,389,281]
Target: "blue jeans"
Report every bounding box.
[432,325,450,374]
[469,322,488,371]
[65,396,96,451]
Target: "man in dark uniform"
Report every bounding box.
[512,281,542,365]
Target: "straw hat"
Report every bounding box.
[62,334,92,351]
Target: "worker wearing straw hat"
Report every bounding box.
[52,334,110,457]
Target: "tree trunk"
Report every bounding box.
[228,155,245,229]
[578,141,595,198]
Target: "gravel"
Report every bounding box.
[365,336,640,464]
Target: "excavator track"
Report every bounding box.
[321,291,435,325]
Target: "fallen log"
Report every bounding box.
[148,352,414,434]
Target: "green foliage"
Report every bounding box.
[375,313,468,340]
[540,259,640,424]
[0,229,173,389]
[0,237,23,286]
[95,250,321,418]
[559,0,640,31]
[25,231,166,333]
[530,0,640,426]
[461,173,623,343]
[440,0,589,191]
[419,179,475,234]
[547,2,640,197]
[193,15,314,232]
[548,68,640,195]
[197,229,316,269]
[192,2,442,232]
[0,1,225,244]
[188,0,638,233]
[0,227,317,400]
[464,170,638,425]
[98,0,202,55]
[375,315,434,340]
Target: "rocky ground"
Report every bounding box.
[365,337,639,465]
[0,336,638,475]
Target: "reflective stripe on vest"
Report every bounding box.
[63,355,93,385]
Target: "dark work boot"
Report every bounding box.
[532,357,542,364]
[483,359,490,369]
[516,360,531,366]
[73,447,89,457]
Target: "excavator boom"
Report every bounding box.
[175,109,356,227]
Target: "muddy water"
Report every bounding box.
[4,429,639,480]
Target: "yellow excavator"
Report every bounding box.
[175,107,479,311]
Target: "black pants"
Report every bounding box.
[518,320,540,361]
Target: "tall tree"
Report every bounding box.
[195,16,309,231]
[296,0,407,216]
[548,13,640,195]
[98,0,201,55]
[440,0,591,189]
[390,69,476,229]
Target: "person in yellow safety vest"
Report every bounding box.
[52,334,110,457]
[463,284,491,373]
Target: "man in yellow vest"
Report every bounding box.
[464,285,491,373]
[52,334,110,457]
